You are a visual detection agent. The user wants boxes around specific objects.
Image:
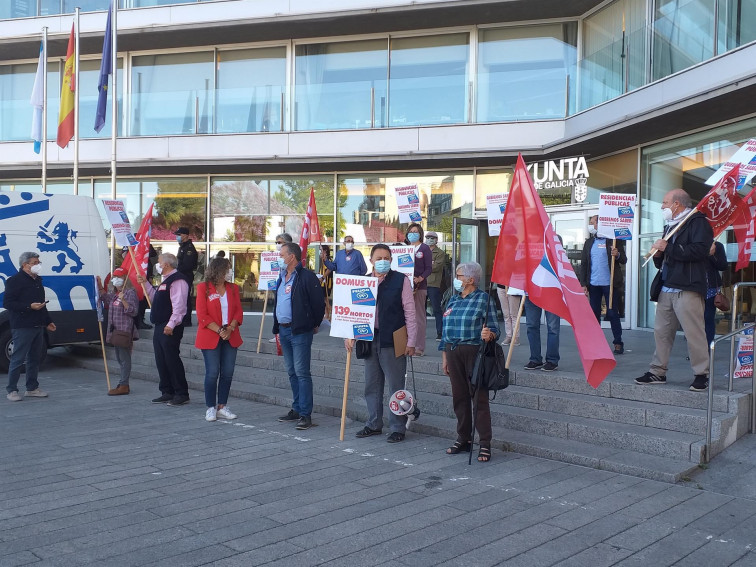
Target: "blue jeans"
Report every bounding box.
[588,285,623,346]
[278,326,314,417]
[427,286,443,337]
[7,327,44,394]
[524,298,560,365]
[202,340,238,407]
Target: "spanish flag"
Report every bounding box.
[57,24,75,148]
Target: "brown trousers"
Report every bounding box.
[445,344,492,446]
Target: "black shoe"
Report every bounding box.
[614,344,624,355]
[690,375,709,392]
[151,394,173,404]
[355,426,383,438]
[295,416,312,430]
[524,361,544,370]
[541,362,559,372]
[387,432,405,443]
[635,372,666,385]
[278,409,300,422]
[167,396,190,406]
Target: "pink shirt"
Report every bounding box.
[144,269,189,329]
[373,271,417,348]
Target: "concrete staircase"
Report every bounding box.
[54,329,752,483]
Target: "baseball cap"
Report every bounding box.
[113,267,127,277]
[174,227,190,235]
[425,231,438,239]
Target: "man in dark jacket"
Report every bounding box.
[273,242,325,430]
[580,215,627,355]
[175,227,197,327]
[636,189,713,391]
[4,251,56,401]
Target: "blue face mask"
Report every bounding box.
[453,278,464,292]
[407,232,420,243]
[374,259,391,273]
[176,235,182,243]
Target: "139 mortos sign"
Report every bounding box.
[527,157,590,202]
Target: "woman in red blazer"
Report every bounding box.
[195,257,243,422]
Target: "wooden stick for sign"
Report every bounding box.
[127,246,151,307]
[339,348,353,441]
[609,238,616,310]
[506,295,527,370]
[97,320,111,391]
[642,209,697,266]
[256,289,269,354]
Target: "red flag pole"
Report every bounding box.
[127,246,151,307]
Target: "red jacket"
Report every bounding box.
[195,281,243,349]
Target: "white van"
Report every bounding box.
[0,192,109,372]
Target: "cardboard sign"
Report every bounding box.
[257,251,281,291]
[390,245,415,289]
[395,184,422,223]
[706,138,756,187]
[329,275,378,340]
[597,193,637,240]
[735,327,754,379]
[486,193,508,236]
[101,200,137,248]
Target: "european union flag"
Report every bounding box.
[94,1,113,133]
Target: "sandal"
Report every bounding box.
[446,440,472,455]
[477,447,492,463]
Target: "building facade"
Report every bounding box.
[1,0,755,331]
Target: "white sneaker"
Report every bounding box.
[7,391,22,402]
[25,388,48,398]
[205,407,217,422]
[217,406,237,420]
[268,337,277,343]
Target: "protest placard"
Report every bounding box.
[706,138,756,187]
[101,200,137,247]
[486,193,508,236]
[257,251,281,291]
[329,275,378,340]
[395,184,422,223]
[390,245,415,289]
[735,327,754,379]
[597,193,637,240]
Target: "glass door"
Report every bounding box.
[452,216,481,287]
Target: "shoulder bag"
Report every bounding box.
[470,286,509,397]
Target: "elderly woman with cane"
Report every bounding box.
[439,262,499,462]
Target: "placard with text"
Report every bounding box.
[257,251,281,291]
[486,193,508,236]
[329,274,378,340]
[395,184,422,223]
[102,199,138,248]
[597,193,637,240]
[390,245,415,289]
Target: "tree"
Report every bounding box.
[153,180,207,240]
[273,178,347,240]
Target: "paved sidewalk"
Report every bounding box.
[2,363,756,566]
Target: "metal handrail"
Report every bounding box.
[705,322,755,463]
[729,283,756,390]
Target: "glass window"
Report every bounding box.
[475,170,512,210]
[580,0,646,110]
[131,52,213,136]
[653,0,715,80]
[389,34,469,127]
[0,62,58,142]
[294,39,388,131]
[478,24,577,121]
[717,0,756,53]
[216,47,286,134]
[0,180,78,195]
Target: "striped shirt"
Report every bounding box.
[438,288,499,351]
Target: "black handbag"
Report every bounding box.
[650,271,663,302]
[355,340,372,359]
[470,287,509,397]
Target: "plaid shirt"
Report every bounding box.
[438,288,499,351]
[102,288,138,343]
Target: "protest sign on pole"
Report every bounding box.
[735,327,754,379]
[706,138,756,187]
[486,193,508,236]
[395,184,422,223]
[597,193,636,240]
[101,199,137,248]
[389,245,415,289]
[94,275,111,391]
[256,251,281,353]
[330,274,378,440]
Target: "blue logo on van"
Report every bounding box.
[353,324,374,340]
[397,254,413,268]
[351,287,376,306]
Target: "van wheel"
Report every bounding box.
[0,329,48,373]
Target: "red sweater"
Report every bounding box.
[195,282,243,349]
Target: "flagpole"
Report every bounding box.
[110,1,118,204]
[609,238,616,309]
[73,8,80,195]
[42,27,48,193]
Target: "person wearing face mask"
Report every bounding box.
[579,215,627,355]
[4,252,56,402]
[273,242,325,430]
[439,262,499,462]
[269,233,294,343]
[174,227,198,327]
[195,257,243,422]
[97,267,139,396]
[321,236,367,276]
[345,244,417,443]
[137,253,191,406]
[424,231,447,341]
[405,223,433,356]
[636,188,713,391]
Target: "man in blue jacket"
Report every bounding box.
[274,242,325,430]
[5,252,56,401]
[321,235,367,276]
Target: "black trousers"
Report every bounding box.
[153,323,188,398]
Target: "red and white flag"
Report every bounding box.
[736,187,756,271]
[298,187,321,266]
[697,164,748,238]
[119,203,154,300]
[491,154,616,388]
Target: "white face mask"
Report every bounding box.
[661,207,675,223]
[587,226,597,236]
[29,263,42,275]
[155,263,163,275]
[344,242,354,251]
[224,271,233,283]
[111,277,124,288]
[276,243,283,252]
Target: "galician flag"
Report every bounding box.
[56,23,75,148]
[491,154,616,388]
[30,41,44,154]
[118,204,154,300]
[298,187,322,266]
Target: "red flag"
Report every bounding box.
[118,204,154,300]
[736,187,756,271]
[696,164,748,238]
[298,187,321,266]
[491,154,616,388]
